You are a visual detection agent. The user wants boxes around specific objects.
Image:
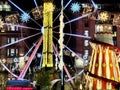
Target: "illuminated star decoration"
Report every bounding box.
[99,11,109,22]
[20,13,30,22]
[70,2,81,13]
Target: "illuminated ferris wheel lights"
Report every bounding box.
[91,0,98,9]
[40,26,44,34]
[0,0,101,87]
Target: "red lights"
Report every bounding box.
[6,87,33,90]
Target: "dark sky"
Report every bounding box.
[8,0,120,13]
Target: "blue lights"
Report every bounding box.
[70,2,81,13]
[20,13,30,22]
[41,26,44,34]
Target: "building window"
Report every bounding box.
[84,22,89,27]
[0,1,11,11]
[7,25,15,31]
[7,25,18,31]
[3,1,11,11]
[10,25,15,31]
[8,37,18,43]
[84,30,89,36]
[84,40,89,46]
[83,50,89,60]
[7,48,18,57]
[0,5,2,11]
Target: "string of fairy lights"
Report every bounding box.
[0,0,120,88]
[0,0,97,81]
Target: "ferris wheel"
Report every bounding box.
[0,0,98,89]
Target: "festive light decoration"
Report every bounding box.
[41,26,44,34]
[3,23,40,30]
[70,2,81,13]
[31,6,43,20]
[58,0,65,86]
[54,52,59,70]
[6,87,33,90]
[0,0,108,89]
[0,18,3,28]
[65,12,92,24]
[8,0,41,27]
[20,13,30,22]
[13,58,19,63]
[99,11,109,22]
[113,14,120,27]
[66,69,84,82]
[33,0,41,15]
[63,32,91,39]
[53,43,74,85]
[0,33,40,49]
[42,1,53,67]
[82,4,93,15]
[8,0,25,14]
[0,59,18,78]
[43,2,54,13]
[23,44,36,59]
[53,0,72,24]
[90,0,98,9]
[18,37,43,79]
[5,14,18,24]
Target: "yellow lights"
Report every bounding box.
[5,14,18,24]
[1,29,5,32]
[95,24,112,32]
[42,1,53,67]
[0,18,3,28]
[95,63,98,67]
[0,16,4,32]
[110,63,113,67]
[1,58,6,63]
[99,11,109,22]
[102,63,106,67]
[82,4,93,15]
[19,53,24,57]
[113,14,120,27]
[31,6,43,20]
[64,49,71,56]
[43,2,55,14]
